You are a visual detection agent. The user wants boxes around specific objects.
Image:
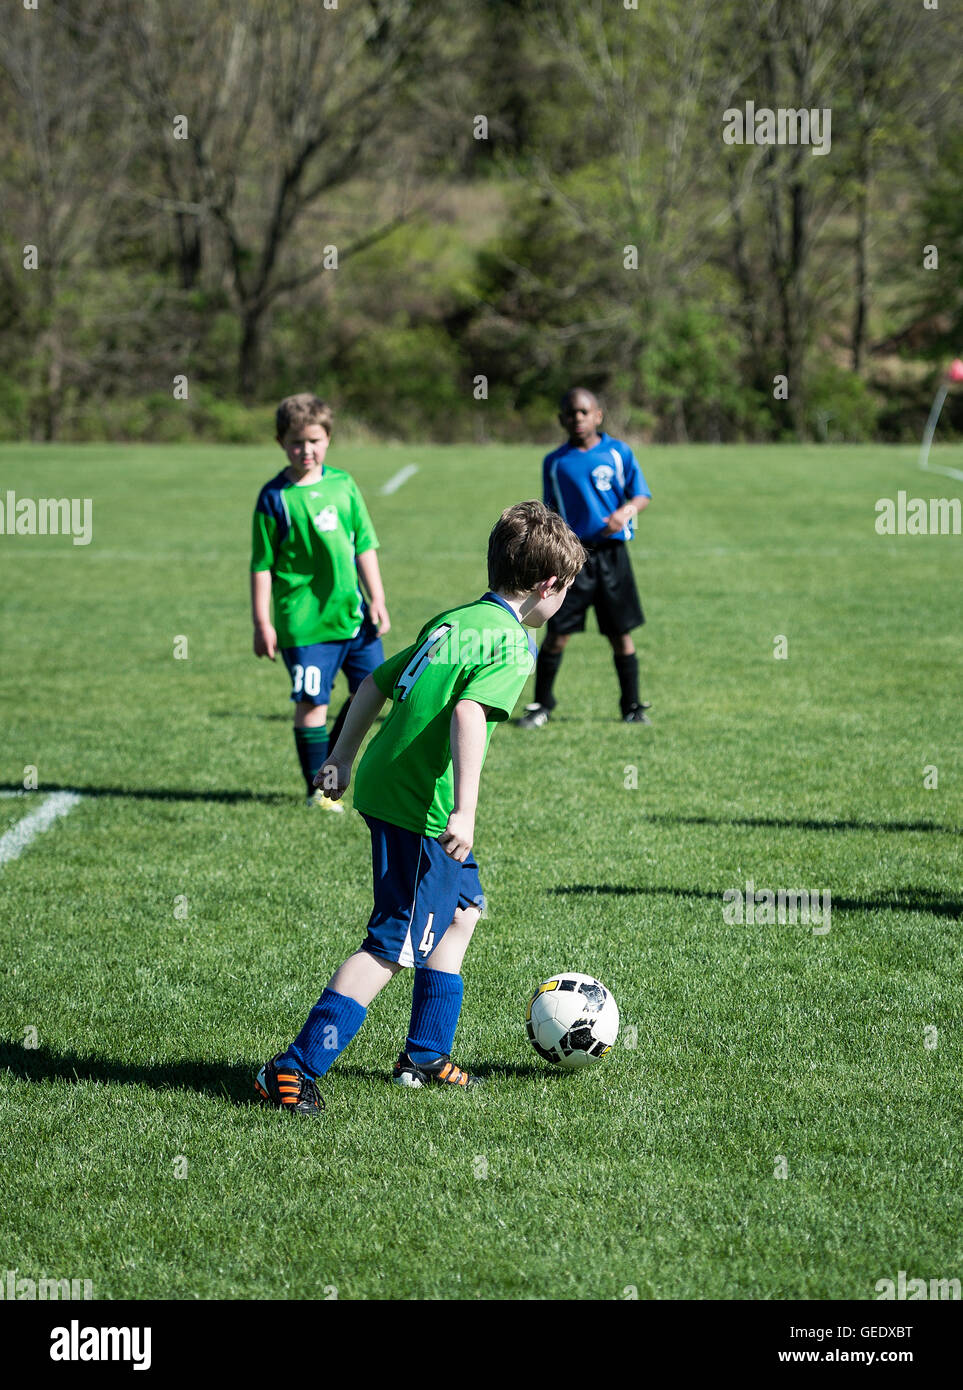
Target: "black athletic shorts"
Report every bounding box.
[548,539,644,638]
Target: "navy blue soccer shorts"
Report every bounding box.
[358,814,486,968]
[547,539,644,638]
[281,609,384,708]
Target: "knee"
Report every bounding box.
[296,701,328,726]
[451,905,480,937]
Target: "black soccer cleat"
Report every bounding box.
[392,1051,482,1089]
[517,703,551,729]
[622,703,652,724]
[255,1054,325,1116]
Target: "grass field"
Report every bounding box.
[1,441,961,1301]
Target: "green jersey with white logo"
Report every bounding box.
[251,466,378,646]
[353,594,537,837]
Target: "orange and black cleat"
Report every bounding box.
[255,1054,324,1116]
[392,1051,482,1089]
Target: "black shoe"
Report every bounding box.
[255,1054,324,1116]
[623,704,652,724]
[518,703,551,729]
[392,1051,482,1089]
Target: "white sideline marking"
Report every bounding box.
[0,792,83,866]
[380,465,418,495]
[920,459,963,483]
[918,383,963,482]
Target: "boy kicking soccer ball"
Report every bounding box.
[250,394,390,809]
[255,500,586,1113]
[518,387,652,728]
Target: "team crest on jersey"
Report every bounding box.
[592,464,615,492]
[313,505,338,532]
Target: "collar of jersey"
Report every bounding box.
[564,431,609,456]
[284,466,325,486]
[480,591,523,624]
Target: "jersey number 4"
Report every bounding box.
[395,624,453,702]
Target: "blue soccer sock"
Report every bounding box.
[405,969,464,1064]
[279,988,366,1079]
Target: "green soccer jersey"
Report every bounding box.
[251,466,378,646]
[353,593,537,836]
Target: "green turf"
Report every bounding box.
[1,441,961,1300]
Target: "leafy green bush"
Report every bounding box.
[0,376,29,440]
[805,363,880,442]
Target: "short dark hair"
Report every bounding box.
[276,393,333,440]
[559,386,601,412]
[487,500,587,595]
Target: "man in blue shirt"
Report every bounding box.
[519,387,652,727]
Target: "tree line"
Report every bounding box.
[1,0,960,443]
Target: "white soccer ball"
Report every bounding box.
[525,972,619,1069]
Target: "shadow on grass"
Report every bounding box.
[639,810,959,835]
[0,782,291,807]
[209,711,291,722]
[0,1046,550,1103]
[0,1044,264,1105]
[0,783,953,833]
[551,884,963,919]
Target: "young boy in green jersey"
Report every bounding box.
[251,394,390,809]
[255,500,586,1112]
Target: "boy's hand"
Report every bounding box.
[439,810,474,862]
[603,503,636,535]
[253,623,277,660]
[368,599,391,636]
[315,758,351,800]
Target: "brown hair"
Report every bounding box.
[487,500,587,595]
[276,393,333,440]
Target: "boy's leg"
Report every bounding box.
[403,906,480,1067]
[532,631,571,711]
[596,545,648,719]
[277,950,402,1079]
[257,816,430,1108]
[521,552,596,725]
[328,948,402,1006]
[608,631,648,718]
[281,642,349,797]
[293,699,330,794]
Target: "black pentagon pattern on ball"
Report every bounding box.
[559,1023,596,1055]
[577,981,607,1013]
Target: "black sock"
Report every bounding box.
[294,725,328,794]
[328,697,352,752]
[534,646,564,710]
[614,652,640,715]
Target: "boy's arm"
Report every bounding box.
[250,569,277,659]
[316,673,387,799]
[356,548,390,635]
[603,494,649,534]
[604,448,651,534]
[439,698,489,862]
